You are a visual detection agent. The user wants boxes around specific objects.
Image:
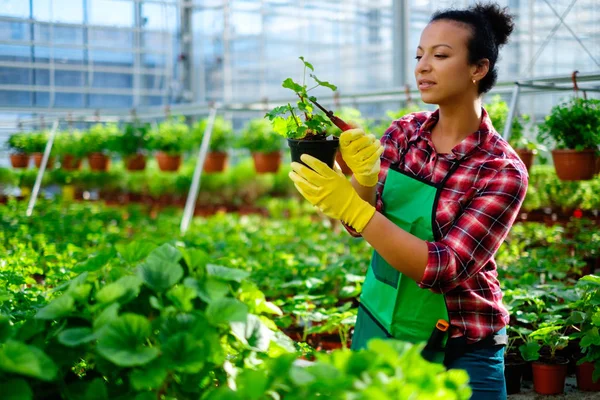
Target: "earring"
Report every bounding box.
[473,79,477,84]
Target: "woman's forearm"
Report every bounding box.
[361,211,429,282]
[351,176,377,207]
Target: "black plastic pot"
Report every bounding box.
[505,356,526,394]
[287,137,339,169]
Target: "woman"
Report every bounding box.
[289,3,527,399]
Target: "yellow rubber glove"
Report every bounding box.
[289,154,376,233]
[339,128,384,187]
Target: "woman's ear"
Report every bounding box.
[471,58,490,82]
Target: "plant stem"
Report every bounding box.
[307,84,320,92]
[288,104,300,128]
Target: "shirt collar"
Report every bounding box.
[415,108,494,160]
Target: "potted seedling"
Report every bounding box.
[112,121,150,171]
[265,57,340,168]
[238,118,283,174]
[7,132,30,168]
[147,116,190,172]
[83,123,118,172]
[509,115,547,172]
[29,131,54,169]
[522,325,570,395]
[55,130,86,170]
[538,98,600,181]
[192,116,232,173]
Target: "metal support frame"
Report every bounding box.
[392,0,409,87]
[180,105,218,235]
[502,83,520,141]
[26,119,59,217]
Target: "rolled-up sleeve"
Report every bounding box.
[419,163,528,293]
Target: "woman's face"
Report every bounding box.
[414,20,482,105]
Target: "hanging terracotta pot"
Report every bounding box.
[532,358,569,395]
[10,153,29,169]
[88,153,110,172]
[156,152,181,172]
[33,153,55,169]
[552,149,596,181]
[576,362,600,392]
[125,153,147,171]
[516,149,535,172]
[204,151,228,173]
[252,151,281,174]
[335,151,352,175]
[61,154,82,171]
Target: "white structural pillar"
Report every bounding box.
[27,119,59,217]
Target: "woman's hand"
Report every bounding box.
[339,128,384,187]
[289,154,376,233]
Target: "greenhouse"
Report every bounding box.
[0,0,599,399]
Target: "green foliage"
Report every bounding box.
[538,97,600,150]
[192,116,232,152]
[147,116,191,155]
[54,130,87,158]
[7,132,29,153]
[264,57,336,139]
[82,123,119,154]
[111,121,150,156]
[368,104,421,137]
[237,118,283,153]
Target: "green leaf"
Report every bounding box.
[592,311,600,327]
[0,340,57,381]
[186,277,230,303]
[0,315,12,343]
[96,313,159,367]
[130,359,169,391]
[206,298,248,326]
[569,311,587,324]
[207,264,250,283]
[297,100,313,113]
[265,106,290,121]
[117,241,156,264]
[58,327,95,347]
[237,369,269,400]
[230,314,272,352]
[16,319,45,342]
[282,78,304,93]
[166,285,197,312]
[137,257,183,292]
[310,74,337,91]
[147,243,182,264]
[519,341,541,362]
[67,272,92,302]
[72,249,115,273]
[289,366,315,385]
[0,379,33,400]
[579,275,600,287]
[93,303,120,332]
[96,275,143,304]
[581,327,600,348]
[35,294,74,320]
[162,333,206,373]
[299,56,314,71]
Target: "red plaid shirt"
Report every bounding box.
[347,108,528,343]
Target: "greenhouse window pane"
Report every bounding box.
[89,50,133,65]
[35,69,50,86]
[0,1,30,18]
[0,90,30,106]
[89,28,133,49]
[231,11,262,36]
[142,3,177,32]
[54,93,83,107]
[35,47,84,63]
[55,70,84,86]
[0,45,31,61]
[34,91,50,106]
[0,21,31,41]
[35,25,83,45]
[0,67,31,85]
[33,0,83,24]
[91,72,132,89]
[89,0,134,27]
[89,94,132,108]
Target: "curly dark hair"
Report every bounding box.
[431,2,515,94]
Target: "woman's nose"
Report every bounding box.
[417,56,432,73]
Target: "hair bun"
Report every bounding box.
[473,3,514,46]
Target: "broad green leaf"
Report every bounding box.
[35,294,74,320]
[130,359,169,391]
[16,319,45,342]
[137,257,183,292]
[207,264,249,283]
[147,243,182,264]
[93,303,120,332]
[186,277,230,303]
[230,314,272,352]
[282,78,304,93]
[96,275,143,304]
[519,341,541,362]
[592,311,600,326]
[579,275,600,287]
[179,247,209,273]
[166,285,197,312]
[96,313,159,367]
[0,378,33,400]
[289,366,315,385]
[310,74,337,91]
[265,105,290,121]
[66,272,91,302]
[58,327,95,347]
[568,311,587,324]
[117,241,156,264]
[273,116,291,137]
[134,393,155,400]
[581,327,600,348]
[206,298,248,326]
[0,289,13,305]
[299,56,314,71]
[236,369,269,400]
[163,333,206,373]
[0,315,12,343]
[0,340,57,381]
[72,249,115,273]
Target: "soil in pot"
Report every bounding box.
[576,361,600,391]
[33,153,54,169]
[62,155,82,170]
[552,149,597,181]
[504,353,526,394]
[125,153,146,171]
[10,153,29,168]
[288,137,339,169]
[335,151,353,175]
[516,149,535,172]
[252,151,281,174]
[156,152,181,172]
[88,153,110,172]
[532,356,569,395]
[204,152,228,173]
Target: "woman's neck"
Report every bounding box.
[431,98,482,154]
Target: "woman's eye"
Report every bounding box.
[435,55,447,58]
[415,56,422,60]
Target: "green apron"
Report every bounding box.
[351,160,463,364]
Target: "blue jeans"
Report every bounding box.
[446,329,507,400]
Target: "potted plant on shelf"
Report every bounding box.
[83,123,117,172]
[265,56,339,168]
[147,116,189,172]
[29,131,54,169]
[537,97,600,181]
[55,130,86,171]
[7,132,30,168]
[237,118,283,174]
[192,116,232,173]
[509,114,547,172]
[521,325,570,395]
[112,121,150,171]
